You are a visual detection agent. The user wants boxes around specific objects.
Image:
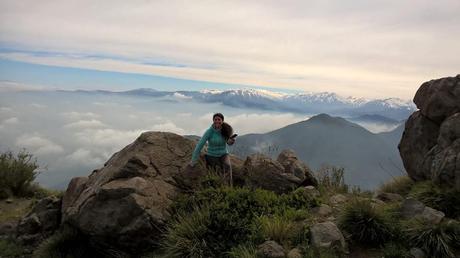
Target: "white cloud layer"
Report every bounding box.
[1,1,459,98]
[16,134,64,155]
[63,119,106,129]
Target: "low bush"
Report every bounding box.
[256,215,297,247]
[404,219,460,258]
[162,207,212,258]
[338,199,396,247]
[316,165,348,194]
[167,186,319,256]
[227,245,257,258]
[0,149,40,198]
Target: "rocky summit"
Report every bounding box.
[60,131,316,252]
[398,74,460,190]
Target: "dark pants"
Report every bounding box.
[205,154,233,187]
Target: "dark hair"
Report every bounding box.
[213,113,224,121]
[221,122,233,141]
[212,113,232,140]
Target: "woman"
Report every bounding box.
[189,113,236,186]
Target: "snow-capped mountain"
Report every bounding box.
[58,87,416,120]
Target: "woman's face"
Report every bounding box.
[213,116,223,128]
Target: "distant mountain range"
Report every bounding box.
[227,113,405,189]
[66,88,416,120]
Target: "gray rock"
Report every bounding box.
[329,194,347,205]
[16,196,61,246]
[419,206,445,224]
[277,149,318,186]
[401,198,426,219]
[242,153,302,194]
[310,221,346,251]
[287,247,302,258]
[414,75,460,124]
[376,192,403,202]
[0,221,17,238]
[303,186,320,198]
[399,111,439,181]
[256,240,285,258]
[399,75,460,190]
[62,132,199,252]
[17,213,41,235]
[312,204,333,217]
[401,198,445,224]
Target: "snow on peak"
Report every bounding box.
[226,88,287,99]
[200,89,224,94]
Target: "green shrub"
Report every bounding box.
[409,181,460,219]
[34,225,128,258]
[227,245,257,258]
[280,187,320,210]
[256,215,297,247]
[168,187,280,256]
[316,165,348,194]
[0,149,39,198]
[338,199,395,247]
[167,186,320,256]
[0,239,25,258]
[404,219,460,258]
[379,176,414,196]
[162,207,212,258]
[382,242,410,258]
[194,159,235,189]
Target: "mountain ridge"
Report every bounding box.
[54,87,416,120]
[227,113,404,189]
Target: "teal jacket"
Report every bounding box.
[191,125,229,163]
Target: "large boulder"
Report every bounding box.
[61,132,198,252]
[276,149,318,186]
[400,198,445,224]
[310,221,346,251]
[399,75,460,189]
[242,153,302,194]
[240,150,317,194]
[413,75,460,124]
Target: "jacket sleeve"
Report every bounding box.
[191,128,211,163]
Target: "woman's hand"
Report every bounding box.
[227,138,235,145]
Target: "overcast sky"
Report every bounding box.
[1,0,459,98]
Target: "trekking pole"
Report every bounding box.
[230,169,233,188]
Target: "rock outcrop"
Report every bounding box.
[277,149,318,186]
[16,196,61,245]
[61,132,196,252]
[399,75,460,190]
[241,152,315,194]
[61,131,315,252]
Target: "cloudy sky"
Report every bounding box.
[1,0,459,99]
